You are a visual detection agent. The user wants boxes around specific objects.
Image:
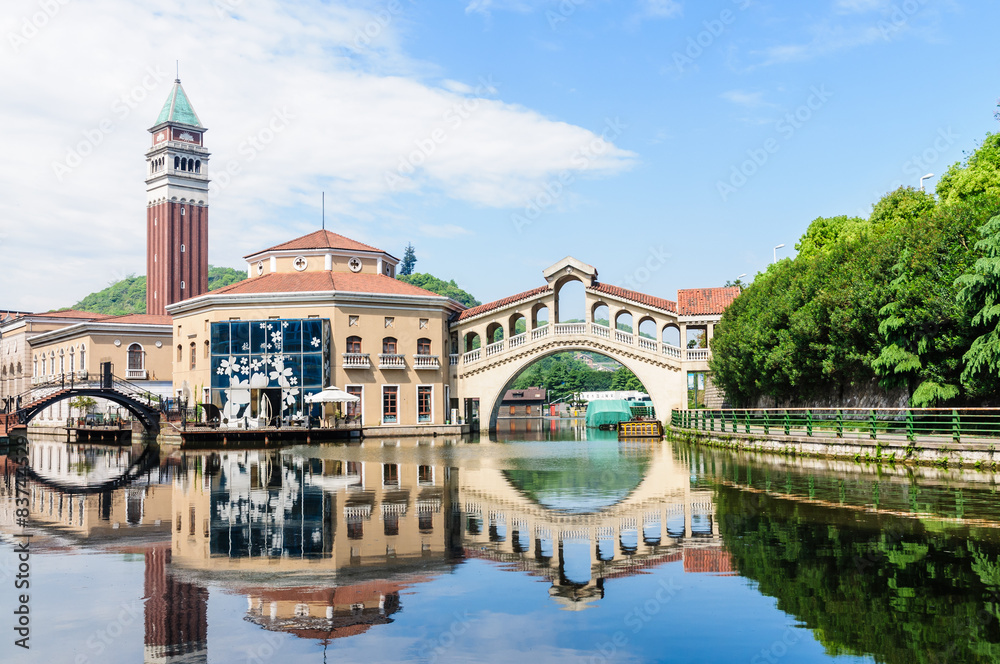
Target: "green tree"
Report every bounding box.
[399,243,417,276]
[397,273,480,307]
[937,133,1000,205]
[957,212,1000,397]
[72,266,248,315]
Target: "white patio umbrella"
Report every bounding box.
[305,386,360,403]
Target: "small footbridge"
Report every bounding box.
[450,257,739,431]
[1,364,162,433]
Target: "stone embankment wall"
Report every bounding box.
[669,427,1000,469]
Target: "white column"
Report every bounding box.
[269,256,277,273]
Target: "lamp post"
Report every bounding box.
[773,244,785,264]
[920,173,934,191]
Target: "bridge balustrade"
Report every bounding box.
[554,322,586,335]
[485,340,504,358]
[590,322,610,338]
[508,332,527,349]
[614,329,634,345]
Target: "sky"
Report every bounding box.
[2,0,998,312]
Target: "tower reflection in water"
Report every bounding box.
[3,437,733,658]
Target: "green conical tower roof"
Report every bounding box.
[154,79,203,128]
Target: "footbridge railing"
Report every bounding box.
[462,322,704,366]
[671,408,1000,445]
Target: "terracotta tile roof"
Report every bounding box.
[247,230,385,257]
[103,314,173,325]
[502,387,547,402]
[590,283,677,313]
[32,310,112,320]
[207,271,447,299]
[677,287,740,316]
[456,285,550,321]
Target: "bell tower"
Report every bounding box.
[146,79,210,316]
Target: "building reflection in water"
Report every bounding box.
[1,436,734,654]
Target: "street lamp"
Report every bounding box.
[773,244,785,264]
[920,173,934,191]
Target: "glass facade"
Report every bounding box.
[210,318,330,424]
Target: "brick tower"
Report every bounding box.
[146,79,210,315]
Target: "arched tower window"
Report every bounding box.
[174,156,180,170]
[346,336,362,354]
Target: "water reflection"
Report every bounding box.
[16,429,1000,661]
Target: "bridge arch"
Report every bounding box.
[470,342,679,432]
[18,389,160,432]
[531,302,549,329]
[591,301,610,325]
[554,277,585,324]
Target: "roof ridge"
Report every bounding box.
[456,285,550,321]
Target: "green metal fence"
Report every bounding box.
[670,408,1000,444]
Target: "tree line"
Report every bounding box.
[710,130,1000,407]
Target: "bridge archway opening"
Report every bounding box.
[486,322,504,343]
[614,310,634,333]
[592,302,609,326]
[490,348,652,432]
[662,324,681,347]
[531,303,549,329]
[18,390,159,432]
[554,278,586,324]
[637,317,657,340]
[464,332,482,353]
[508,313,527,337]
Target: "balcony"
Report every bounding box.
[126,369,148,380]
[413,354,440,370]
[343,353,372,369]
[379,353,406,369]
[449,354,459,366]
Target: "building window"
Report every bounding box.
[69,349,75,372]
[417,338,431,355]
[382,337,397,354]
[79,346,86,370]
[383,464,399,486]
[177,345,182,362]
[346,336,362,354]
[382,386,398,424]
[418,385,432,423]
[346,385,362,419]
[181,281,186,290]
[204,340,210,358]
[190,342,196,370]
[181,244,186,253]
[128,344,145,373]
[419,318,428,329]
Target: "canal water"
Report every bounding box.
[4,419,1000,663]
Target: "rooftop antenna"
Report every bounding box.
[176,60,179,82]
[322,192,326,230]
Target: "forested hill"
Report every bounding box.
[397,273,480,307]
[710,129,1000,408]
[71,267,248,315]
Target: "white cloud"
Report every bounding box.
[720,90,774,108]
[0,0,635,311]
[639,0,683,19]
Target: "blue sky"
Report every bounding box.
[1,0,997,311]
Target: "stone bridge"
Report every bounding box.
[449,257,738,430]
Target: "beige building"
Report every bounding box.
[166,230,464,429]
[0,311,172,423]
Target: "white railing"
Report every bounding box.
[686,348,709,361]
[413,354,440,369]
[463,348,481,364]
[126,369,148,380]
[590,322,610,338]
[615,329,634,345]
[661,344,682,359]
[378,353,406,369]
[449,354,459,366]
[485,340,505,358]
[343,353,371,369]
[531,326,549,341]
[637,336,657,352]
[554,322,586,335]
[77,370,88,380]
[508,332,527,349]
